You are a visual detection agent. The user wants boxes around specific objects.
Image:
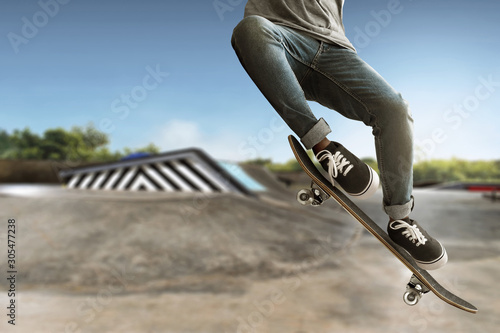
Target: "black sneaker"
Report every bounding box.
[315,142,379,199]
[387,218,448,270]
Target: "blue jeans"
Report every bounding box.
[231,16,414,219]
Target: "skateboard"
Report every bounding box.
[288,135,478,313]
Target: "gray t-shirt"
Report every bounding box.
[244,0,355,51]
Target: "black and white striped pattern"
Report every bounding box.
[58,149,253,196]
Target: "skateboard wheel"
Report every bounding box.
[297,189,314,205]
[404,288,421,306]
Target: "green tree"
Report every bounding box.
[90,147,124,162]
[61,123,108,161]
[122,143,160,156]
[6,128,43,159]
[413,159,500,183]
[0,124,161,162]
[0,129,14,158]
[41,128,77,160]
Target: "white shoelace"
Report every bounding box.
[316,149,354,186]
[390,220,428,247]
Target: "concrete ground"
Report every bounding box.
[0,180,498,332]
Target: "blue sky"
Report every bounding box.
[1,0,499,163]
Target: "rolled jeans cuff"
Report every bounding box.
[383,196,414,220]
[300,118,332,150]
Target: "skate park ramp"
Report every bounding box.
[58,147,255,196]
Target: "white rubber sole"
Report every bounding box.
[348,166,380,200]
[415,243,448,271]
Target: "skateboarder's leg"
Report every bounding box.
[231,16,331,148]
[232,17,379,198]
[298,43,414,219]
[232,19,446,269]
[299,44,447,270]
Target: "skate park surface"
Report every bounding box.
[0,165,498,333]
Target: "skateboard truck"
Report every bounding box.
[404,274,430,306]
[297,182,330,207]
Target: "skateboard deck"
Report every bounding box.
[288,135,477,313]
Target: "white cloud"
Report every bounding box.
[156,119,244,161]
[160,119,203,148]
[155,118,296,163]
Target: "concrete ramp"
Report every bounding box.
[58,148,255,196]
